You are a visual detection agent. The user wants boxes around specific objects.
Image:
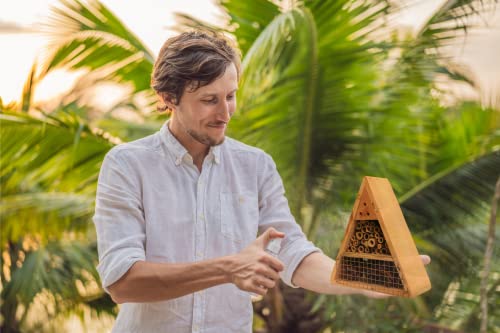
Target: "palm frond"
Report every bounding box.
[21,61,38,113]
[229,8,318,219]
[174,0,280,56]
[0,111,114,242]
[398,0,498,87]
[230,0,392,224]
[173,12,226,34]
[433,269,500,332]
[95,116,163,142]
[417,0,498,40]
[0,192,94,244]
[2,241,116,328]
[40,0,153,93]
[217,0,280,54]
[402,151,500,305]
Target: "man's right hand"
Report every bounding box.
[227,228,285,296]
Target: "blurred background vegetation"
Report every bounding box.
[0,0,499,332]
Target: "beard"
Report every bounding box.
[187,128,225,147]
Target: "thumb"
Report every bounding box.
[420,254,431,266]
[256,227,285,249]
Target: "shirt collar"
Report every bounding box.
[160,121,221,166]
[209,144,221,165]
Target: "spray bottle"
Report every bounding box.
[250,237,283,300]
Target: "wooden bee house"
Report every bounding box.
[330,176,431,297]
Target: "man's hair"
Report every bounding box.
[151,30,241,112]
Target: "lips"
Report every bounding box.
[207,122,227,129]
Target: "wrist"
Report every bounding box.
[218,255,235,284]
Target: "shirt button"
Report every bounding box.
[196,251,203,259]
[199,214,205,221]
[193,324,199,331]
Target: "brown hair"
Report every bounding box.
[151,30,241,112]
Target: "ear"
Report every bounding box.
[159,92,178,112]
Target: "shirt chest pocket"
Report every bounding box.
[220,191,259,243]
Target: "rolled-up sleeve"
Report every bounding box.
[257,153,321,288]
[93,148,146,293]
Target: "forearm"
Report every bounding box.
[291,252,365,295]
[109,256,232,303]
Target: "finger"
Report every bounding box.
[255,265,279,281]
[260,266,280,281]
[260,254,284,272]
[366,291,392,299]
[249,284,268,296]
[254,275,276,289]
[256,227,285,248]
[420,255,431,265]
[267,227,285,240]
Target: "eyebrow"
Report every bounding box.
[199,89,238,98]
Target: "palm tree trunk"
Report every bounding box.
[479,176,500,333]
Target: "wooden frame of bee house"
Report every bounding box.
[330,176,431,297]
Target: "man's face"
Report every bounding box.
[169,63,238,147]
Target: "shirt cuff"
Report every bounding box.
[97,250,145,293]
[279,240,322,288]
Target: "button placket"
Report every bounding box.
[195,176,205,261]
[192,161,212,333]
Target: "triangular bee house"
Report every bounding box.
[331,176,431,297]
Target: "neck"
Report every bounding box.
[168,118,210,169]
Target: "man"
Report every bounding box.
[94,30,430,332]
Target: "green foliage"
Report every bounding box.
[2,0,498,332]
[402,151,500,308]
[0,110,116,330]
[192,0,499,332]
[1,240,116,332]
[228,0,393,231]
[0,111,113,243]
[41,0,154,93]
[434,269,500,332]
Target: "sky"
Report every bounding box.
[0,0,499,106]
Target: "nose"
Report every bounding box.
[218,100,231,121]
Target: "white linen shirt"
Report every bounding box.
[93,121,320,333]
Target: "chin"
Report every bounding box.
[209,136,225,146]
[188,128,225,146]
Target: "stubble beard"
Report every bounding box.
[187,128,225,147]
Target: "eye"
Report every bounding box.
[202,98,217,104]
[227,94,235,101]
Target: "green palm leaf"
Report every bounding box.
[217,0,280,54]
[228,0,392,228]
[0,110,115,330]
[0,111,114,242]
[1,241,116,329]
[434,268,500,331]
[95,115,163,142]
[402,150,499,297]
[40,0,154,93]
[174,0,279,56]
[397,0,498,88]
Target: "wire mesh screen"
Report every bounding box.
[345,220,391,255]
[339,256,404,290]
